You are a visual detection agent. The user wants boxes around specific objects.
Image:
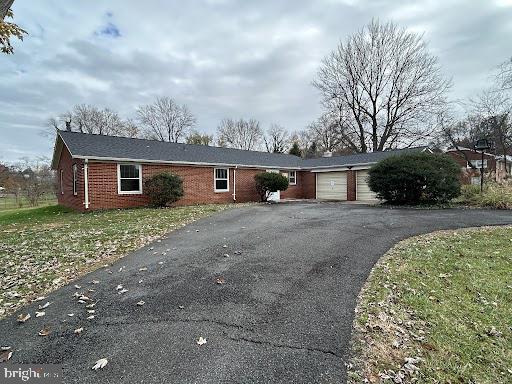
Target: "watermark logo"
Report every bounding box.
[0,365,62,383]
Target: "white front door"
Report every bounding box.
[266,169,281,202]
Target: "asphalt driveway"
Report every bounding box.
[1,203,511,383]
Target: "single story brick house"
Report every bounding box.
[445,147,511,184]
[51,131,429,211]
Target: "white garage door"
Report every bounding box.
[316,172,347,200]
[356,170,377,201]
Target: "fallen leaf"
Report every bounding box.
[86,303,96,309]
[74,327,84,335]
[139,267,147,271]
[38,327,50,337]
[178,305,185,309]
[118,289,128,294]
[223,254,230,258]
[17,313,31,323]
[216,277,226,285]
[34,296,46,302]
[116,285,123,291]
[74,285,81,289]
[136,301,145,306]
[87,315,95,320]
[68,313,75,317]
[92,358,108,370]
[0,348,13,363]
[87,310,95,314]
[35,311,45,318]
[39,302,50,310]
[91,280,99,284]
[197,337,207,346]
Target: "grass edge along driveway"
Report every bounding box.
[0,204,241,319]
[348,225,512,384]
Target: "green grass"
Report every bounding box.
[0,204,239,318]
[0,194,57,211]
[348,226,512,384]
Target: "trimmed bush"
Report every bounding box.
[144,173,184,207]
[254,172,289,202]
[368,152,461,204]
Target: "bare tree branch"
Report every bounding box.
[137,97,196,142]
[313,19,451,153]
[264,124,289,153]
[216,118,262,150]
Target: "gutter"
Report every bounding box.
[84,159,89,210]
[233,166,237,202]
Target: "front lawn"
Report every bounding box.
[348,226,512,383]
[0,204,238,318]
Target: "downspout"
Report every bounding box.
[232,166,237,202]
[84,159,89,210]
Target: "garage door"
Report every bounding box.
[316,172,347,200]
[356,170,377,200]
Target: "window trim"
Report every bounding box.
[117,163,143,195]
[467,159,488,169]
[288,171,297,185]
[60,169,64,195]
[72,164,78,196]
[214,167,229,192]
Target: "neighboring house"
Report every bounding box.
[51,131,429,211]
[445,147,510,184]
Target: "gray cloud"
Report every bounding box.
[1,0,511,162]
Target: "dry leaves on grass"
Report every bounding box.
[1,204,239,319]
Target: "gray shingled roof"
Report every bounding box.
[55,130,429,170]
[57,131,303,169]
[301,147,430,168]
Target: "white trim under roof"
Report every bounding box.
[74,155,301,171]
[310,163,374,172]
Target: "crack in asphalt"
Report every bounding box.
[227,335,345,361]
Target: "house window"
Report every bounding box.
[72,164,78,196]
[468,160,487,169]
[288,171,296,185]
[60,170,64,195]
[118,164,142,194]
[214,168,229,192]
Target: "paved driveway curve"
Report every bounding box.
[1,203,511,383]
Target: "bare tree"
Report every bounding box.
[313,19,451,153]
[137,97,196,143]
[264,124,289,153]
[216,118,262,150]
[470,89,512,172]
[307,113,345,153]
[498,57,512,90]
[44,104,139,138]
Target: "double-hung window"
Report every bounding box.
[118,164,142,194]
[288,171,296,185]
[214,168,229,192]
[72,164,78,195]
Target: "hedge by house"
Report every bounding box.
[144,173,184,207]
[368,152,461,204]
[254,172,289,202]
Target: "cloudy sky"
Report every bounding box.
[1,0,511,162]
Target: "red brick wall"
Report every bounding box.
[446,150,496,184]
[54,144,317,211]
[347,170,356,201]
[301,171,316,199]
[56,148,84,210]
